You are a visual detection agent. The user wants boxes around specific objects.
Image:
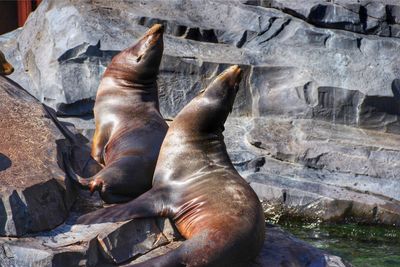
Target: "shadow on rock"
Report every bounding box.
[0,153,11,171]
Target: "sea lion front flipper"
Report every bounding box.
[124,235,227,267]
[91,123,111,165]
[76,188,168,225]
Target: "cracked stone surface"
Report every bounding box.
[1,0,399,225]
[1,0,400,132]
[0,76,76,237]
[224,117,400,225]
[0,0,398,264]
[0,194,350,267]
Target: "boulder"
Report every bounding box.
[224,117,400,225]
[0,76,75,237]
[1,0,399,225]
[0,0,399,128]
[127,224,352,267]
[0,208,351,267]
[1,0,400,227]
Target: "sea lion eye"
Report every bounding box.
[136,54,143,62]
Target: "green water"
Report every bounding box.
[279,221,400,267]
[279,222,400,267]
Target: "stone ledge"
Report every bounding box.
[0,76,75,237]
[0,215,351,267]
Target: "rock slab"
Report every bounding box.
[225,117,400,225]
[1,0,400,129]
[0,213,350,267]
[2,0,400,230]
[0,76,75,237]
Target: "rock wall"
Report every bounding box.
[1,0,400,224]
[0,76,75,237]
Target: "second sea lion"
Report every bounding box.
[65,24,168,204]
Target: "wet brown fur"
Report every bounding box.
[76,66,265,266]
[66,24,168,203]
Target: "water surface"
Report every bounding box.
[279,221,400,267]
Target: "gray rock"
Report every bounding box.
[0,76,76,237]
[0,214,350,267]
[253,0,400,37]
[97,218,171,264]
[3,0,399,225]
[224,117,400,225]
[59,115,400,225]
[128,224,351,267]
[0,187,178,267]
[1,0,400,239]
[1,0,400,129]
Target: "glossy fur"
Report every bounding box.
[66,24,168,203]
[77,66,265,266]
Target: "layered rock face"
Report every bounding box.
[1,0,400,230]
[0,76,75,237]
[1,0,398,265]
[2,0,398,225]
[1,0,400,127]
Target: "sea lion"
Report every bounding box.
[65,24,168,204]
[0,51,14,75]
[77,65,266,267]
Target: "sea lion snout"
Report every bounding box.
[147,23,164,35]
[203,65,242,101]
[219,65,242,88]
[141,23,164,50]
[116,24,164,81]
[134,24,164,61]
[175,66,243,133]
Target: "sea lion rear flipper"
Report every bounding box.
[124,236,221,267]
[125,247,183,267]
[61,150,91,190]
[76,188,167,225]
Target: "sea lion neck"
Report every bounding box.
[103,56,160,86]
[96,75,160,110]
[153,130,235,185]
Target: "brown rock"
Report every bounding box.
[0,76,76,236]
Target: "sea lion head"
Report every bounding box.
[0,51,14,75]
[176,65,242,133]
[109,24,164,82]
